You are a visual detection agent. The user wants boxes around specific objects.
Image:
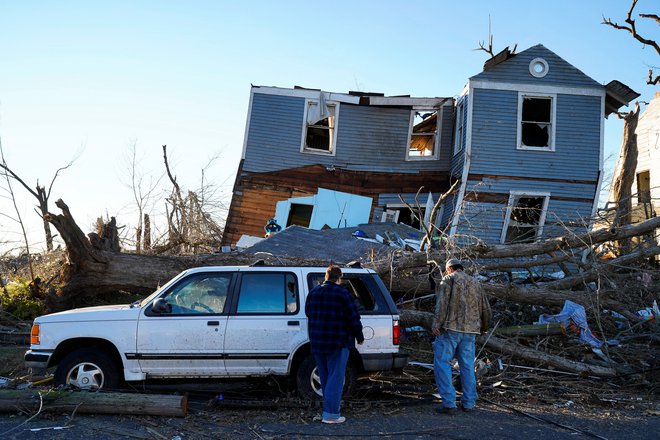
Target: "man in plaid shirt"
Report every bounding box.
[305,265,364,424]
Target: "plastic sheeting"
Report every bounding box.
[536,300,618,348]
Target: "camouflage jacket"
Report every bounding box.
[432,270,491,334]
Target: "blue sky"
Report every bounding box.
[0,1,657,252]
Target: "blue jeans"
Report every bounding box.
[433,330,477,409]
[314,347,349,420]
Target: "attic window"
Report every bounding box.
[407,109,439,160]
[518,94,555,151]
[501,193,549,244]
[302,99,337,155]
[529,58,549,78]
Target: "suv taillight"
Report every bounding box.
[31,324,40,345]
[392,319,400,345]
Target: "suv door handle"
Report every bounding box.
[287,320,300,326]
[207,321,219,326]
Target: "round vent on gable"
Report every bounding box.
[529,58,549,78]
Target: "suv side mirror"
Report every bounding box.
[151,298,172,314]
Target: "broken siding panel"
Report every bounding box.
[471,45,602,89]
[469,89,601,181]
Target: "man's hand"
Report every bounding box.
[432,326,442,336]
[357,340,364,345]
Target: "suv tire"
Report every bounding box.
[54,348,119,390]
[296,354,357,400]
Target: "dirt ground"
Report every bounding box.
[1,357,658,440]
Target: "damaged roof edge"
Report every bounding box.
[604,80,640,116]
[251,85,453,107]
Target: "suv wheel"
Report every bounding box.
[296,354,357,400]
[54,348,119,390]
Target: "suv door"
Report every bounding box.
[223,269,306,375]
[135,271,234,377]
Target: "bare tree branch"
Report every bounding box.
[603,0,660,85]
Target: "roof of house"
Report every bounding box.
[244,223,424,262]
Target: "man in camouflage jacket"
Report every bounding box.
[432,258,491,413]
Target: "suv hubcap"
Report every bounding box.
[67,362,104,390]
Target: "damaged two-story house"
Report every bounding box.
[222,44,637,248]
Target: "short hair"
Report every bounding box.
[325,265,343,282]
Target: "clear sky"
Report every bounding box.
[0,0,657,253]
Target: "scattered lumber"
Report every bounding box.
[0,390,188,417]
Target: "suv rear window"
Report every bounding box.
[236,272,299,314]
[306,273,390,315]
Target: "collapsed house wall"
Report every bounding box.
[222,87,455,246]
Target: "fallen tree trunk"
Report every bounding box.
[398,310,618,377]
[43,199,331,310]
[0,390,188,417]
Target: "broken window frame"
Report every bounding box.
[517,93,556,152]
[406,107,441,161]
[500,191,550,244]
[453,100,465,156]
[301,98,339,155]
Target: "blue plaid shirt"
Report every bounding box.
[305,281,364,354]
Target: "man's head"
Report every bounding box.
[325,265,343,284]
[445,258,463,274]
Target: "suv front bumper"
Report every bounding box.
[361,352,409,372]
[25,350,52,368]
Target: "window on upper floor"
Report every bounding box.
[501,192,550,244]
[518,94,555,151]
[453,102,464,156]
[302,99,338,155]
[407,109,439,160]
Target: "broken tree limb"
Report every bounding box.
[542,243,660,290]
[398,310,618,377]
[494,323,564,337]
[0,390,188,417]
[467,214,660,259]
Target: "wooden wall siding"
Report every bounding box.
[243,92,454,174]
[378,193,444,206]
[440,194,456,228]
[470,44,602,89]
[222,164,451,246]
[450,96,468,177]
[468,89,601,181]
[465,176,597,200]
[454,197,593,245]
[634,93,660,213]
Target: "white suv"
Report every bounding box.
[25,265,407,397]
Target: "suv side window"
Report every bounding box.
[307,273,386,315]
[161,272,231,315]
[236,272,299,314]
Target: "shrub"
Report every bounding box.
[1,280,45,321]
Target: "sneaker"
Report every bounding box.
[461,405,474,412]
[322,416,346,424]
[436,406,457,415]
